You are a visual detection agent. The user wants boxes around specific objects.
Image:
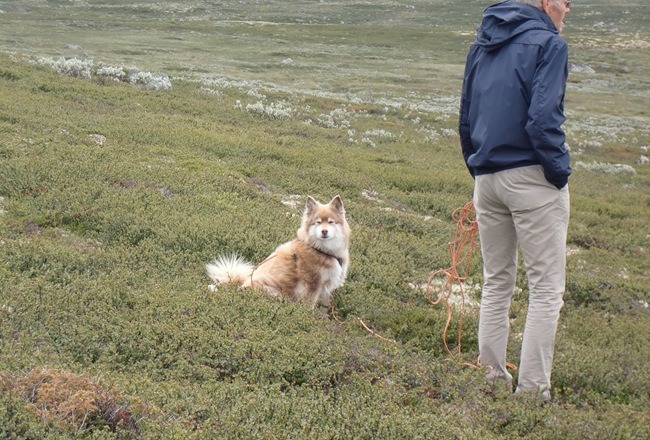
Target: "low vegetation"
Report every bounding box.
[1,1,648,438]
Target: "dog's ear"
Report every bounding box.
[305,196,318,213]
[330,195,345,213]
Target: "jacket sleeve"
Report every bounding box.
[525,36,572,189]
[459,47,476,178]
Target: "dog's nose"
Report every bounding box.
[321,229,329,237]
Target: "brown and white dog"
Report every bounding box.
[206,195,350,308]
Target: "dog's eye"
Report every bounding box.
[315,220,321,225]
[328,220,335,224]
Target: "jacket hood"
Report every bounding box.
[477,1,557,52]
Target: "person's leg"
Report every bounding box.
[508,166,570,400]
[474,174,518,386]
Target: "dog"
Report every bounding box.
[206,195,350,308]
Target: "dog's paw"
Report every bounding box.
[208,284,217,292]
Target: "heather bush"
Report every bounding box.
[0,368,145,436]
[37,57,172,90]
[96,66,127,82]
[245,100,294,119]
[37,57,94,79]
[128,70,172,91]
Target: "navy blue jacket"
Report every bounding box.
[459,1,571,189]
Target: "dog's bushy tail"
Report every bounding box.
[205,254,255,290]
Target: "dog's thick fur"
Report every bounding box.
[206,195,350,307]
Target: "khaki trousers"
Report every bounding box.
[473,165,570,398]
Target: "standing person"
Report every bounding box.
[458,0,572,401]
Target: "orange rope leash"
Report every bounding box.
[330,304,346,325]
[358,318,397,343]
[425,201,479,355]
[330,303,396,343]
[249,254,277,287]
[427,201,517,372]
[464,355,518,372]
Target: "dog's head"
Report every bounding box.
[297,195,350,254]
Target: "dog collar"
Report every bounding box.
[313,247,344,267]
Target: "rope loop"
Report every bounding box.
[425,201,479,355]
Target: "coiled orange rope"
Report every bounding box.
[425,201,479,355]
[426,201,516,372]
[331,305,396,343]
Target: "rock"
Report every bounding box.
[569,62,595,74]
[89,134,106,145]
